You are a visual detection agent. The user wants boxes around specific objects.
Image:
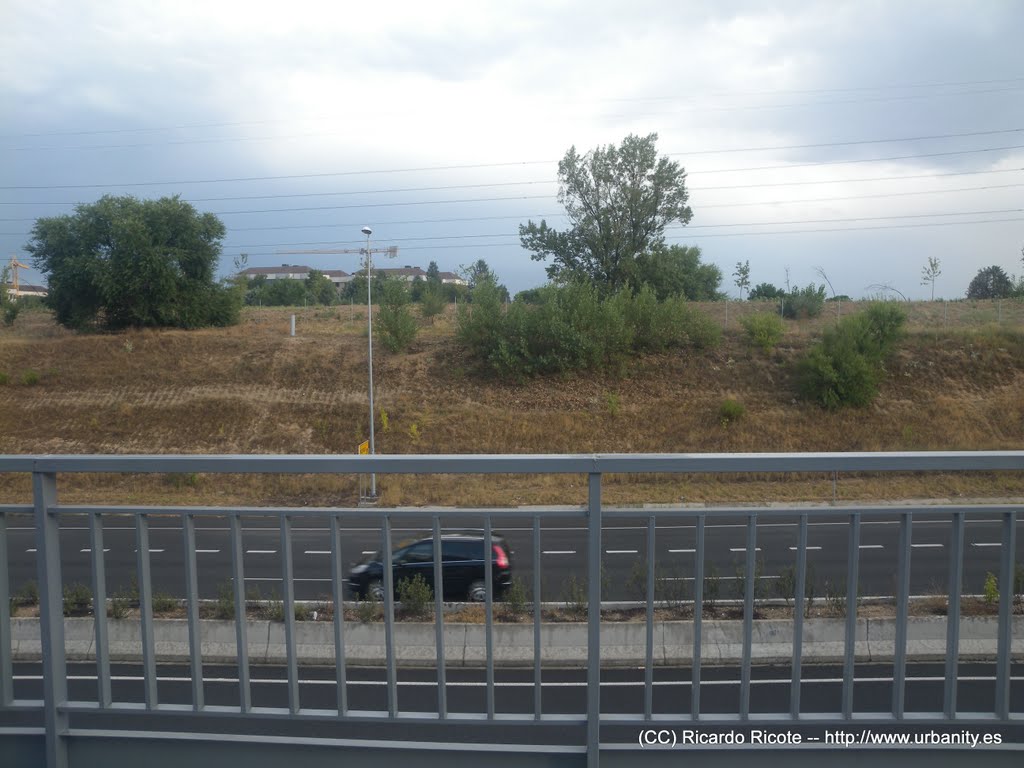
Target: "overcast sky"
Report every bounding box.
[2,0,1023,298]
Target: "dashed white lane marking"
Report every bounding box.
[911,543,943,549]
[729,547,761,553]
[788,546,822,551]
[361,550,376,555]
[304,550,331,555]
[859,544,884,549]
[669,549,695,553]
[971,542,1001,547]
[133,548,164,553]
[25,548,36,553]
[79,548,111,553]
[242,577,331,583]
[543,550,576,555]
[246,550,276,554]
[606,550,638,555]
[196,549,220,554]
[659,575,781,581]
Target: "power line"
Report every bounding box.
[4,135,1024,192]
[6,77,1023,141]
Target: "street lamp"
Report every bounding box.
[361,226,377,498]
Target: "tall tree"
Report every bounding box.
[27,194,238,330]
[426,260,441,283]
[966,265,1013,299]
[519,133,692,292]
[920,256,942,300]
[733,260,751,300]
[635,244,721,300]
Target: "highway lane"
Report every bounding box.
[4,510,1021,601]
[10,661,1024,747]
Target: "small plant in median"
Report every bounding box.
[214,581,235,620]
[983,571,999,605]
[63,582,93,616]
[562,574,588,621]
[776,564,816,617]
[502,577,530,620]
[397,574,433,620]
[356,596,381,623]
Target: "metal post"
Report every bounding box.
[533,515,542,720]
[135,514,157,709]
[692,514,705,719]
[290,314,295,337]
[586,472,602,768]
[183,512,204,710]
[644,515,655,720]
[229,513,251,712]
[432,516,446,718]
[88,512,111,708]
[365,231,377,498]
[382,515,397,716]
[280,514,299,714]
[0,512,12,708]
[484,517,495,719]
[892,512,912,719]
[995,511,1017,718]
[34,471,67,768]
[842,512,861,718]
[791,513,808,717]
[944,512,964,718]
[330,515,348,715]
[740,514,756,718]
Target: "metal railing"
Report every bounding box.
[0,452,1022,768]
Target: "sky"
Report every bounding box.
[2,0,1023,298]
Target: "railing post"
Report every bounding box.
[587,472,602,768]
[34,471,67,768]
[0,510,12,708]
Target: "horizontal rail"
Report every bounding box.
[1,450,1022,475]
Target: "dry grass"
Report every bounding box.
[1,302,1022,507]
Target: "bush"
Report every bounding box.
[152,592,177,614]
[502,577,530,620]
[776,564,816,617]
[0,372,9,386]
[562,574,588,621]
[718,398,745,426]
[740,311,784,353]
[377,278,417,352]
[63,582,93,616]
[21,370,40,386]
[396,574,433,619]
[702,563,720,613]
[783,283,826,319]
[457,281,719,378]
[356,597,381,623]
[798,305,907,409]
[214,582,235,620]
[15,580,39,607]
[983,572,999,605]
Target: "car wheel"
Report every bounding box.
[467,580,487,602]
[367,579,385,602]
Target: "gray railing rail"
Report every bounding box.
[1,452,1023,768]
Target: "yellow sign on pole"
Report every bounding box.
[358,440,369,455]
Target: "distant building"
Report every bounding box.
[438,271,468,286]
[373,266,429,282]
[3,283,47,299]
[237,265,351,289]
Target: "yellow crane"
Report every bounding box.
[8,255,30,296]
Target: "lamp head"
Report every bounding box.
[360,226,373,236]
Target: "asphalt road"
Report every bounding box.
[4,510,1021,602]
[10,661,1024,747]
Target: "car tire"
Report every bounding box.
[467,580,487,602]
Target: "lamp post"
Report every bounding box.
[361,226,377,498]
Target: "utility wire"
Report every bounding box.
[4,137,1023,191]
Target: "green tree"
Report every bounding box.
[749,282,785,301]
[921,256,941,300]
[305,270,337,305]
[419,280,446,322]
[426,260,441,283]
[376,277,417,352]
[27,194,239,330]
[1,265,20,326]
[967,265,1013,299]
[733,260,751,300]
[634,244,721,300]
[519,133,693,292]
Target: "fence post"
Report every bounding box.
[34,471,67,768]
[587,472,602,768]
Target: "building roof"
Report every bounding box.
[375,267,428,277]
[239,265,349,278]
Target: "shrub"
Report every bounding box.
[13,580,39,608]
[824,579,847,617]
[2,302,19,326]
[732,559,767,601]
[702,563,720,613]
[0,372,9,386]
[502,577,530,620]
[214,582,235,620]
[151,592,178,614]
[396,574,433,620]
[740,311,784,353]
[21,370,40,386]
[419,281,446,321]
[718,398,745,426]
[356,597,381,623]
[110,588,131,619]
[63,582,93,616]
[377,278,417,352]
[562,574,588,620]
[783,283,826,319]
[983,572,999,605]
[605,392,621,418]
[798,305,907,409]
[776,564,816,616]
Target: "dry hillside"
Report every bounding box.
[1,300,1022,507]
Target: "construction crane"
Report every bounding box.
[8,255,30,297]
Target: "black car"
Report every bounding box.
[347,533,513,602]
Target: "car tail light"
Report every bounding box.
[493,545,509,568]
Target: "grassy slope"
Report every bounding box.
[1,300,1022,506]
